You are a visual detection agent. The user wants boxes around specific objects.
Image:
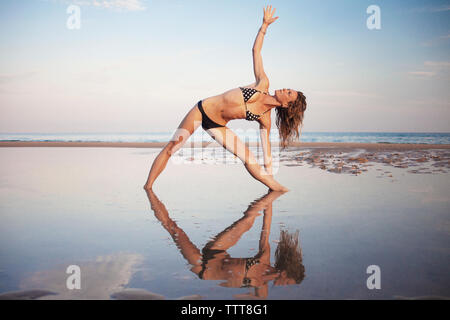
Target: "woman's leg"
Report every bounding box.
[144,103,202,190]
[203,191,283,252]
[145,189,203,275]
[206,127,289,192]
[203,213,259,251]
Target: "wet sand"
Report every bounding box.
[0,146,449,299]
[3,141,450,178]
[279,147,450,176]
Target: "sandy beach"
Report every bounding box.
[3,141,448,177]
[2,141,450,150]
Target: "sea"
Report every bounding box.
[1,132,449,144]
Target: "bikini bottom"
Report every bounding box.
[197,100,225,130]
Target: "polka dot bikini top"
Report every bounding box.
[241,257,261,288]
[239,87,270,121]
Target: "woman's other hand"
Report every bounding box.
[263,5,279,26]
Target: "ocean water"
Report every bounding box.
[1,132,450,144]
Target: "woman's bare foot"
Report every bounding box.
[262,175,289,192]
[267,180,289,192]
[270,185,289,192]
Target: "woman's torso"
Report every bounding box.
[201,85,270,125]
[200,255,276,287]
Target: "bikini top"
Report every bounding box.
[239,87,270,121]
[197,254,261,288]
[241,257,261,288]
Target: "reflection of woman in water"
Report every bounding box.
[144,6,307,192]
[145,189,305,299]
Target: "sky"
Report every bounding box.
[0,0,449,133]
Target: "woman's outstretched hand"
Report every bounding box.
[263,5,279,26]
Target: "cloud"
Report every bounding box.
[57,0,146,12]
[0,71,39,84]
[19,252,144,299]
[90,0,146,11]
[420,32,450,47]
[408,61,450,78]
[406,98,450,108]
[429,5,450,12]
[311,90,379,98]
[424,61,450,68]
[408,71,436,78]
[412,5,450,13]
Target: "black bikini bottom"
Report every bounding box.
[197,100,225,130]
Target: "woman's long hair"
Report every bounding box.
[275,91,307,149]
[274,229,305,284]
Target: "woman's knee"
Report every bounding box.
[164,134,188,156]
[162,141,178,157]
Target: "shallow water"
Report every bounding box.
[0,147,449,299]
[2,132,450,144]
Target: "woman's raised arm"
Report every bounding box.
[252,5,279,84]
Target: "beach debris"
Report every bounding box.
[175,144,450,178]
[348,157,368,163]
[110,288,165,300]
[0,289,57,300]
[282,148,450,178]
[111,288,203,300]
[177,294,203,300]
[394,295,450,300]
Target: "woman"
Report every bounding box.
[146,188,305,299]
[144,6,307,192]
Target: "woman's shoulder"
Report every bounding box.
[240,80,269,93]
[256,76,270,92]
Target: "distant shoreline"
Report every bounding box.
[1,141,450,150]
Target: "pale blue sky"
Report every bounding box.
[0,0,449,133]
